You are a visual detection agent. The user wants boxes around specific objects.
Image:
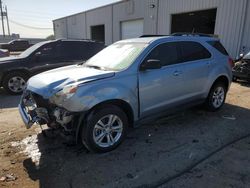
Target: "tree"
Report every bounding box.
[46,34,55,40]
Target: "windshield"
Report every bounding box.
[243,51,250,60]
[84,42,147,71]
[19,41,48,58]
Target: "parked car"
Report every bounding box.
[0,39,105,94]
[0,49,9,58]
[19,35,232,152]
[232,51,250,82]
[0,39,32,52]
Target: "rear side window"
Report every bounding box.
[179,41,211,62]
[146,42,179,66]
[207,41,228,55]
[59,41,105,60]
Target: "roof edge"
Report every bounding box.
[53,0,123,22]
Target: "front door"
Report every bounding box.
[138,42,185,118]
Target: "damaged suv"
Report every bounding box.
[19,35,232,152]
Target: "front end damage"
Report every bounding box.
[19,90,78,138]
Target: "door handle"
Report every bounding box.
[173,71,182,76]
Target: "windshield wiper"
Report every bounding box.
[77,61,86,65]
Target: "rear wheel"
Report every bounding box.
[2,71,28,95]
[81,105,128,153]
[205,82,226,111]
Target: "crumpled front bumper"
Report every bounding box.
[18,102,34,129]
[18,90,42,129]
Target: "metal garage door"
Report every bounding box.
[121,19,144,39]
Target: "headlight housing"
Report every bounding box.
[56,84,78,100]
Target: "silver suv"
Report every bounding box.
[19,35,232,152]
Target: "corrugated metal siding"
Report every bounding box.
[241,0,250,53]
[66,13,86,39]
[53,0,248,57]
[157,0,247,57]
[86,6,113,45]
[54,18,68,39]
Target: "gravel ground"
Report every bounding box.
[0,82,250,188]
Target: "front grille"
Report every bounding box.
[31,92,50,108]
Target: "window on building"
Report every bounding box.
[91,25,105,43]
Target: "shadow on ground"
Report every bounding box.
[0,88,20,109]
[234,80,250,88]
[22,103,250,188]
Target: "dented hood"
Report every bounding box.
[27,65,115,98]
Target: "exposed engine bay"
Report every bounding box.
[20,90,76,132]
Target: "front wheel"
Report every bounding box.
[81,105,128,153]
[205,82,226,111]
[2,71,28,95]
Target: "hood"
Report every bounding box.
[0,56,24,64]
[27,65,115,98]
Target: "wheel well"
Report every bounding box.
[213,76,229,91]
[1,70,30,85]
[89,99,134,127]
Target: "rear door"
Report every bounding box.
[178,41,212,99]
[138,42,185,118]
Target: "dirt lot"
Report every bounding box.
[0,82,250,188]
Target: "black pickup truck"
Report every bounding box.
[0,39,105,94]
[0,39,32,52]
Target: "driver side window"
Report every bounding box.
[145,42,179,66]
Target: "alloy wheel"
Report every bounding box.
[93,114,123,148]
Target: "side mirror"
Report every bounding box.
[140,59,162,71]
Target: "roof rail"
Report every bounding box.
[171,32,217,37]
[56,38,104,43]
[140,35,168,38]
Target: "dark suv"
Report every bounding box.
[0,39,105,94]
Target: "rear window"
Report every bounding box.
[207,41,228,55]
[179,41,211,62]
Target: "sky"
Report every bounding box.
[1,0,120,38]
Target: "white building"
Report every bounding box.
[53,0,250,58]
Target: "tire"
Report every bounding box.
[81,105,128,153]
[2,71,28,95]
[205,82,227,112]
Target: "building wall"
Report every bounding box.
[241,0,250,54]
[86,6,113,45]
[53,0,249,57]
[112,0,159,42]
[54,18,68,39]
[157,0,247,57]
[67,13,86,39]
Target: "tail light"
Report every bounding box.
[228,57,234,68]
